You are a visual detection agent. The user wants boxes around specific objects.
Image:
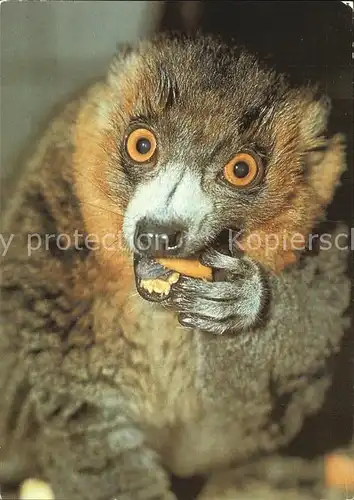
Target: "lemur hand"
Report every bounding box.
[167,248,267,335]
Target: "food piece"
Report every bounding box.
[20,479,54,500]
[140,272,180,296]
[325,453,354,489]
[156,258,213,281]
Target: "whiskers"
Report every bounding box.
[76,199,136,227]
[78,200,123,218]
[72,165,112,199]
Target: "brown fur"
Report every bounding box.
[73,83,133,295]
[241,132,346,272]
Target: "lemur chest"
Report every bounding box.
[94,290,249,476]
[119,299,237,474]
[97,290,202,426]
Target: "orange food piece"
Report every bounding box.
[325,453,354,489]
[156,258,213,281]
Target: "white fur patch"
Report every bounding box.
[123,163,213,250]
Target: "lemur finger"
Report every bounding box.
[201,249,259,279]
[178,314,246,335]
[180,268,263,306]
[176,276,241,300]
[200,248,239,270]
[174,288,263,323]
[172,293,240,320]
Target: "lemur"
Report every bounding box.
[0,34,351,500]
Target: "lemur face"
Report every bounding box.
[115,39,281,258]
[78,35,329,265]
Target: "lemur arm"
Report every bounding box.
[0,98,177,500]
[0,247,177,500]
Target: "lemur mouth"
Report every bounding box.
[133,254,182,303]
[133,229,240,303]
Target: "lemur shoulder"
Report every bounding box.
[0,34,351,500]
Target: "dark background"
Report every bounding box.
[157,2,353,498]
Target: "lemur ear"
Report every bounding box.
[300,95,331,145]
[300,92,346,206]
[307,133,346,206]
[107,42,137,87]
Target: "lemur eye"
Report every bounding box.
[223,152,263,188]
[126,128,157,163]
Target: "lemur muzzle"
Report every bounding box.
[134,220,185,257]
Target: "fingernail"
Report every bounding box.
[179,315,193,327]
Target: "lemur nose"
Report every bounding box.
[134,220,185,257]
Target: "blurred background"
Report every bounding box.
[0,1,162,201]
[1,1,352,498]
